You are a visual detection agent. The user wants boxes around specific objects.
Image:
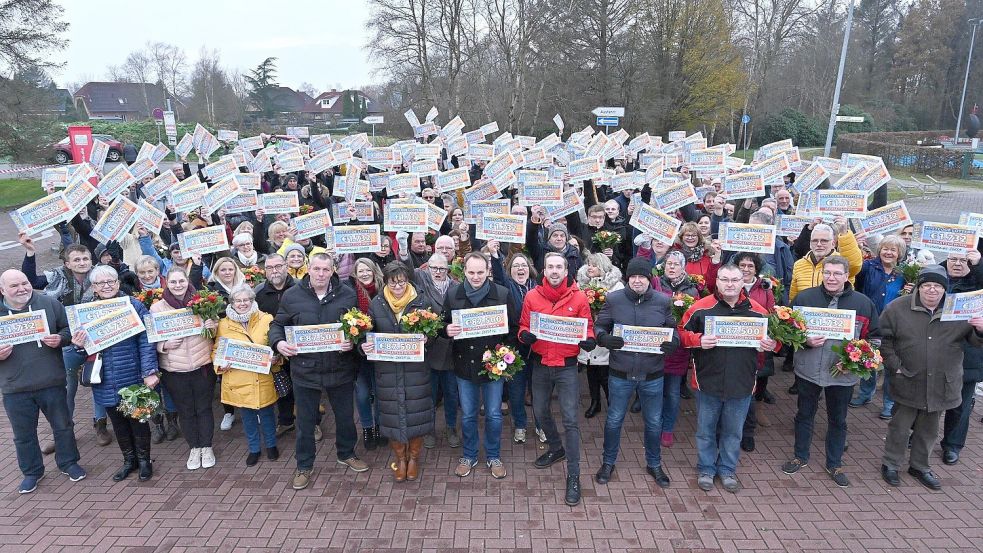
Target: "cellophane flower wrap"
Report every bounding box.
[592,230,621,250]
[831,338,883,380]
[400,308,445,338]
[899,263,921,295]
[187,289,226,339]
[671,293,696,324]
[768,306,808,351]
[340,307,373,344]
[449,256,465,281]
[583,284,607,317]
[242,266,266,285]
[117,384,161,423]
[134,288,163,309]
[479,344,524,381]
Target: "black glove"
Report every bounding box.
[599,335,624,350]
[579,338,596,352]
[660,340,678,355]
[519,330,538,345]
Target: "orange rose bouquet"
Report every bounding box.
[340,307,373,344]
[117,385,161,423]
[400,308,445,338]
[242,266,266,285]
[583,284,607,317]
[767,305,807,351]
[134,287,163,309]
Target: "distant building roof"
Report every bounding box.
[302,89,381,115]
[73,82,171,117]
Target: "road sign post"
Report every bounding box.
[596,116,620,133]
[363,115,384,145]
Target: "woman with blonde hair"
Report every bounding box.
[576,252,624,418]
[673,222,720,293]
[350,257,386,449]
[206,257,246,302]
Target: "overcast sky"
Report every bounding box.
[51,0,377,92]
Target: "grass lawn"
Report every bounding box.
[0,179,44,209]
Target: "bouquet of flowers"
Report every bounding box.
[479,344,525,381]
[831,338,883,380]
[592,230,622,251]
[117,384,161,423]
[690,274,709,297]
[299,204,315,216]
[583,283,608,316]
[187,289,226,339]
[340,307,373,344]
[400,308,445,337]
[133,288,163,309]
[899,262,921,295]
[243,266,266,285]
[768,306,808,351]
[671,293,696,324]
[766,276,785,306]
[652,264,665,278]
[449,256,465,281]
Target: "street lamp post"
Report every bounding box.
[954,18,980,144]
[823,0,856,157]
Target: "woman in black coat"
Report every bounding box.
[362,261,435,482]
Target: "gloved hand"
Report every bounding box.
[579,338,596,352]
[599,334,624,350]
[519,330,538,345]
[660,340,678,355]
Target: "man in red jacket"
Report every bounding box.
[519,251,596,506]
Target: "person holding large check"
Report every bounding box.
[781,256,880,488]
[678,264,778,493]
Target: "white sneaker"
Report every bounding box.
[187,448,202,470]
[513,428,527,444]
[220,413,234,431]
[200,447,216,468]
[536,428,547,443]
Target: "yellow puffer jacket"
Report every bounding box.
[789,231,863,301]
[212,311,280,410]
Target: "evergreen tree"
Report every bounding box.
[244,57,281,116]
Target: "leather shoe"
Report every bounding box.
[595,463,614,484]
[564,475,581,506]
[646,465,670,488]
[880,465,900,486]
[740,436,755,452]
[584,400,601,419]
[942,449,959,465]
[534,449,566,469]
[907,467,942,490]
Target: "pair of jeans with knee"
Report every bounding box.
[531,361,580,475]
[603,374,664,467]
[241,405,277,453]
[661,373,683,433]
[457,377,504,462]
[792,379,852,470]
[505,367,528,430]
[431,369,458,430]
[3,384,80,477]
[293,381,357,470]
[941,379,979,454]
[695,391,751,477]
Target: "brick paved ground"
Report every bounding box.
[0,361,980,553]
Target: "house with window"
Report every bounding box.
[73,82,178,121]
[302,89,381,124]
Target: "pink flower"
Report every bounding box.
[503,353,515,364]
[848,350,862,362]
[482,351,492,362]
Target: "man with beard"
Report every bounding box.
[254,254,300,436]
[526,210,582,282]
[397,231,431,269]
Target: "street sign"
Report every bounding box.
[741,114,751,124]
[363,115,384,125]
[152,107,164,120]
[163,111,177,144]
[592,106,625,118]
[596,116,620,127]
[835,115,865,123]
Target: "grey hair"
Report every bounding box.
[749,210,774,226]
[812,223,835,238]
[584,251,614,274]
[230,283,256,301]
[89,265,118,283]
[428,253,449,266]
[232,233,253,247]
[135,255,160,271]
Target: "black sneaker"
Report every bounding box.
[826,467,850,488]
[646,465,670,488]
[740,436,755,452]
[781,458,807,475]
[595,463,614,484]
[564,475,581,506]
[534,449,566,469]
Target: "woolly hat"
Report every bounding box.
[917,264,949,289]
[626,257,652,279]
[548,223,568,240]
[282,243,306,259]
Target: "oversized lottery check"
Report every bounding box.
[704,316,768,348]
[941,289,983,321]
[545,188,584,219]
[629,203,681,246]
[612,324,674,354]
[214,337,273,374]
[202,155,238,182]
[82,305,145,353]
[238,135,264,151]
[89,139,109,170]
[63,178,99,218]
[364,147,398,170]
[143,308,204,343]
[66,297,131,335]
[790,162,830,195]
[450,305,510,339]
[217,129,238,142]
[387,172,421,197]
[957,212,983,232]
[815,189,869,218]
[435,167,471,194]
[365,333,426,362]
[752,154,791,187]
[912,221,980,254]
[793,307,856,340]
[178,225,230,256]
[326,224,382,254]
[721,172,765,200]
[289,208,332,239]
[234,173,261,191]
[274,150,304,174]
[42,167,69,189]
[137,199,166,235]
[259,191,300,214]
[688,148,725,173]
[719,222,777,255]
[463,178,501,206]
[0,311,50,347]
[483,151,518,186]
[610,171,640,192]
[776,214,818,238]
[859,200,911,236]
[425,201,447,231]
[285,324,347,353]
[384,202,428,233]
[97,164,134,200]
[529,312,588,345]
[174,133,194,158]
[333,202,375,223]
[91,196,139,244]
[170,177,207,213]
[517,180,563,206]
[466,199,510,225]
[11,192,71,235]
[141,170,179,201]
[477,213,526,242]
[566,157,604,182]
[202,175,242,215]
[223,191,258,214]
[652,180,697,212]
[128,158,157,181]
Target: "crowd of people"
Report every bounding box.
[2,128,981,508]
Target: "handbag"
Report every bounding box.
[80,354,102,387]
[272,367,292,398]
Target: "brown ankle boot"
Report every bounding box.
[407,436,424,481]
[390,440,408,482]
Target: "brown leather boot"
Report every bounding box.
[407,436,424,481]
[390,440,407,482]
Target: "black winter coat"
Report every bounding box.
[366,292,434,442]
[594,286,680,380]
[268,275,357,390]
[441,281,519,383]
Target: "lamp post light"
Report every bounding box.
[823,0,856,158]
[954,18,981,145]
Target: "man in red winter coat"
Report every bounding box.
[518,251,595,507]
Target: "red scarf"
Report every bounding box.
[539,276,571,304]
[163,287,195,309]
[355,281,377,313]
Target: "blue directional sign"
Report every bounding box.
[741,114,751,124]
[596,116,620,127]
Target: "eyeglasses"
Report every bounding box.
[811,238,832,244]
[429,267,448,272]
[948,258,968,265]
[717,277,742,284]
[232,298,252,305]
[920,283,945,292]
[388,280,408,287]
[265,264,286,271]
[822,271,846,278]
[92,279,118,288]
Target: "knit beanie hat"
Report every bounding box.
[282,243,306,259]
[917,264,949,289]
[548,223,568,240]
[626,257,652,279]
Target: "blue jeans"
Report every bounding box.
[355,359,379,428]
[505,367,528,429]
[431,369,459,430]
[3,384,81,477]
[662,374,683,433]
[793,379,852,470]
[603,374,664,467]
[942,379,979,453]
[695,392,751,477]
[457,377,504,461]
[158,381,177,413]
[857,372,894,414]
[241,405,277,453]
[64,347,107,422]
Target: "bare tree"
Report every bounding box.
[0,0,68,76]
[146,41,189,97]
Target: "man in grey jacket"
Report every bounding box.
[0,270,85,493]
[780,256,879,488]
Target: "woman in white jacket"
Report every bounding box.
[576,252,624,419]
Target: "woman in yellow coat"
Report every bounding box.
[213,283,282,466]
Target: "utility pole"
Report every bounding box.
[823,0,856,158]
[955,19,980,144]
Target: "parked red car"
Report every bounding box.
[52,134,124,164]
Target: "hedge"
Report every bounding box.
[835,130,967,177]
